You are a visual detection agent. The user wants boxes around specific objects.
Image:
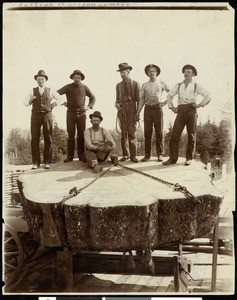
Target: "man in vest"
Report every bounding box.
[115,63,141,163]
[23,70,64,170]
[163,64,211,166]
[135,64,170,162]
[84,111,117,172]
[57,70,96,162]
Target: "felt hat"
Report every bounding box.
[117,63,133,72]
[70,70,85,80]
[182,64,197,76]
[34,70,48,81]
[89,111,103,121]
[144,64,161,76]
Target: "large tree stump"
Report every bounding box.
[16,159,223,251]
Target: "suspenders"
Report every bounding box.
[89,127,106,144]
[178,82,197,93]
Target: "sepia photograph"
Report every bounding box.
[2,2,235,296]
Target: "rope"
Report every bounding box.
[116,162,201,203]
[116,108,140,136]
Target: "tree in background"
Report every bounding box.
[5,123,68,165]
[5,115,233,170]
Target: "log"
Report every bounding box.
[16,158,224,251]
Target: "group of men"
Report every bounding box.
[24,62,211,172]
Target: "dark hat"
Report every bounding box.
[182,64,197,76]
[144,64,161,76]
[70,70,85,80]
[34,70,48,81]
[117,63,133,72]
[89,111,103,121]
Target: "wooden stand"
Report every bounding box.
[56,248,73,292]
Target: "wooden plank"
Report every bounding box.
[56,249,73,292]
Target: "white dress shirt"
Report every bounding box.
[167,80,211,108]
[23,86,64,106]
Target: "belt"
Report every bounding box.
[178,103,195,107]
[122,99,134,104]
[67,108,86,113]
[145,104,161,108]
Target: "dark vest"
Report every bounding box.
[32,87,51,113]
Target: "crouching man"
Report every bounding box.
[84,111,117,172]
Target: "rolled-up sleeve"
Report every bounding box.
[137,83,146,113]
[160,81,170,93]
[105,129,116,149]
[84,129,97,150]
[196,84,211,107]
[51,90,65,106]
[23,89,33,106]
[167,84,179,108]
[85,86,96,108]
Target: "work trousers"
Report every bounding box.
[118,102,137,157]
[30,111,53,165]
[66,110,86,159]
[144,105,163,157]
[85,143,113,168]
[169,104,198,162]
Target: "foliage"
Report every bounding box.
[5,117,233,168]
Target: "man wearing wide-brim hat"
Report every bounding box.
[57,69,96,163]
[115,63,141,163]
[84,111,117,172]
[135,64,170,162]
[23,70,64,170]
[163,64,211,166]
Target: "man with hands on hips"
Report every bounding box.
[163,64,211,166]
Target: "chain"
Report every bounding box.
[61,164,114,207]
[116,162,201,203]
[61,160,201,206]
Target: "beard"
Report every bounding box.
[92,124,99,129]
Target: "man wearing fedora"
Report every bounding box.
[163,64,211,166]
[135,64,170,162]
[23,70,64,170]
[84,111,117,172]
[57,70,96,162]
[115,63,141,163]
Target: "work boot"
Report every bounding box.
[79,156,86,162]
[110,154,119,165]
[64,157,73,163]
[120,156,128,161]
[130,156,138,163]
[162,158,176,165]
[141,156,150,162]
[45,164,50,169]
[93,165,103,173]
[157,155,163,162]
[31,164,39,170]
[185,159,192,166]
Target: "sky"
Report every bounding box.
[3,4,235,137]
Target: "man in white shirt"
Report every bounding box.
[135,64,170,162]
[23,70,64,169]
[84,111,117,172]
[163,64,211,166]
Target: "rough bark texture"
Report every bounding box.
[16,159,224,250]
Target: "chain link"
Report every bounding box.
[61,161,201,205]
[61,164,114,206]
[116,162,201,203]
